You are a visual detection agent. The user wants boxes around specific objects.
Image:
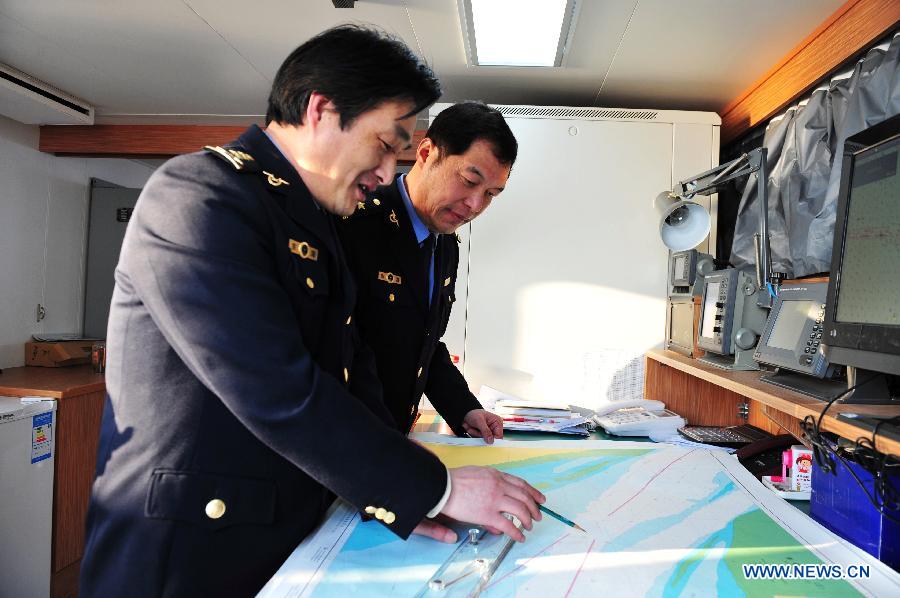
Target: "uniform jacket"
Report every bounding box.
[80,126,446,598]
[337,178,482,435]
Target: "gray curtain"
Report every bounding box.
[731,33,900,278]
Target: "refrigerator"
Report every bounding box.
[0,397,56,598]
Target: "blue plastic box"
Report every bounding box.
[810,457,899,570]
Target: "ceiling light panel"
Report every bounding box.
[460,0,578,67]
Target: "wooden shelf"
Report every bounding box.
[0,365,104,398]
[39,125,427,165]
[646,348,900,456]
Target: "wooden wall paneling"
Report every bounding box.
[747,400,804,440]
[39,125,247,157]
[720,0,900,144]
[50,561,80,598]
[39,125,427,164]
[403,129,425,164]
[644,357,745,427]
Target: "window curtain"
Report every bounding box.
[730,33,900,278]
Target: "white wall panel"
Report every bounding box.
[454,110,718,409]
[0,115,153,368]
[0,118,47,367]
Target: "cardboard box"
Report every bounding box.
[25,341,94,367]
[789,445,814,492]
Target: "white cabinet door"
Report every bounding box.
[462,118,676,408]
[0,124,48,366]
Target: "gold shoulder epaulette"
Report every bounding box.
[203,146,259,172]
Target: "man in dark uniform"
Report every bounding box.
[80,27,543,597]
[339,102,516,441]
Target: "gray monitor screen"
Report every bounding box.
[767,300,816,351]
[835,140,900,325]
[701,281,720,338]
[673,255,686,279]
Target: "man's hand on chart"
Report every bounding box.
[439,466,545,542]
[412,516,460,543]
[462,409,504,444]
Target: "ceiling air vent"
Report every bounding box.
[0,62,94,125]
[491,105,659,121]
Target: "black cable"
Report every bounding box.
[802,372,881,469]
[799,374,900,524]
[800,377,864,474]
[869,416,900,512]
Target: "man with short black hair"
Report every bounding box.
[339,101,517,442]
[81,29,542,597]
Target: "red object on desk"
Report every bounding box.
[503,416,562,424]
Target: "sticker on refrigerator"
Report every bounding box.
[32,412,53,464]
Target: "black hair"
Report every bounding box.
[426,102,517,166]
[266,25,441,128]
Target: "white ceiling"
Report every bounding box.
[0,0,844,125]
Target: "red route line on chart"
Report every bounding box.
[563,539,596,598]
[607,449,698,516]
[483,532,570,591]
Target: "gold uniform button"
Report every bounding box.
[306,277,315,289]
[364,505,376,514]
[417,366,423,377]
[383,511,396,524]
[375,507,387,521]
[373,198,381,206]
[343,368,349,383]
[205,499,226,520]
[346,315,352,325]
[389,293,395,302]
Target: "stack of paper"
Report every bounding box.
[479,386,593,437]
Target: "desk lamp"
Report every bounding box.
[654,147,780,307]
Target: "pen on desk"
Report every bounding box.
[538,504,586,532]
[503,417,562,424]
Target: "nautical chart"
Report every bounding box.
[259,435,900,597]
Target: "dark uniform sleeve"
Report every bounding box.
[125,156,446,538]
[424,237,482,435]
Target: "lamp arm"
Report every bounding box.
[673,148,774,294]
[751,148,772,295]
[675,153,750,196]
[676,159,737,190]
[707,153,749,186]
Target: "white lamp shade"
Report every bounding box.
[653,192,711,251]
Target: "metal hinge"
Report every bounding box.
[738,402,749,420]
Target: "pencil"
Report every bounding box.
[539,504,586,532]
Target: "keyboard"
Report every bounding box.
[678,424,773,448]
